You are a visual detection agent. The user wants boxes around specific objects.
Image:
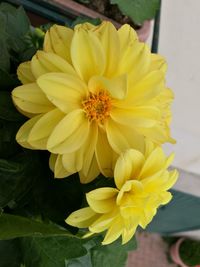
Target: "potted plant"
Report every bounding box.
[170,238,200,267]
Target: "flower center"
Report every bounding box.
[82,91,112,124]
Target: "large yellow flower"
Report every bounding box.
[66,147,178,245]
[12,22,175,183]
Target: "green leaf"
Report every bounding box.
[0,35,10,72]
[0,239,22,267]
[0,91,24,121]
[0,69,19,90]
[0,213,78,240]
[147,189,200,233]
[21,236,87,267]
[111,0,160,24]
[91,237,137,267]
[66,236,137,267]
[0,119,20,158]
[0,151,41,208]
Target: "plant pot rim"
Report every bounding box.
[50,0,151,42]
[170,238,200,267]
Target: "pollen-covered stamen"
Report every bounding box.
[82,91,112,123]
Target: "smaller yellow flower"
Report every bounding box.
[66,146,178,245]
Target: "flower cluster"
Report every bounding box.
[12,21,178,244]
[66,146,178,244]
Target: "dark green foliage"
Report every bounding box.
[0,239,22,267]
[180,239,200,266]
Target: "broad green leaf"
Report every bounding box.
[0,239,22,267]
[0,38,10,72]
[0,2,18,14]
[0,213,78,240]
[147,189,200,233]
[0,151,41,207]
[0,91,24,121]
[21,236,87,267]
[0,119,20,158]
[111,0,160,25]
[0,69,19,90]
[66,236,137,267]
[91,237,137,267]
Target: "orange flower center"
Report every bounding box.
[82,91,112,124]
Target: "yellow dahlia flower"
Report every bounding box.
[12,22,175,183]
[66,147,178,245]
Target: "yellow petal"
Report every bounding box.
[44,24,73,63]
[118,24,138,52]
[31,51,76,79]
[138,124,173,145]
[165,153,175,168]
[139,147,167,178]
[95,126,117,177]
[71,28,105,82]
[17,61,35,84]
[117,41,151,85]
[78,122,99,183]
[74,22,97,31]
[150,53,167,73]
[54,154,71,178]
[81,122,98,177]
[62,150,83,174]
[106,119,137,154]
[158,191,172,205]
[79,154,100,184]
[16,115,42,149]
[95,21,120,77]
[88,74,127,100]
[28,109,65,149]
[37,72,86,113]
[89,210,117,233]
[122,226,137,244]
[86,187,118,213]
[102,216,123,245]
[106,119,145,154]
[114,149,145,189]
[66,207,99,228]
[162,169,179,191]
[49,153,57,172]
[111,106,160,128]
[47,109,89,154]
[12,83,53,115]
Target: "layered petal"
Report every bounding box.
[95,21,120,77]
[37,72,87,113]
[17,61,35,84]
[66,207,99,228]
[44,24,73,63]
[16,115,42,149]
[114,149,145,189]
[86,187,118,213]
[28,108,65,149]
[71,28,105,82]
[111,106,160,128]
[31,51,76,79]
[117,40,151,85]
[88,74,127,100]
[12,83,53,115]
[47,109,89,154]
[95,126,117,177]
